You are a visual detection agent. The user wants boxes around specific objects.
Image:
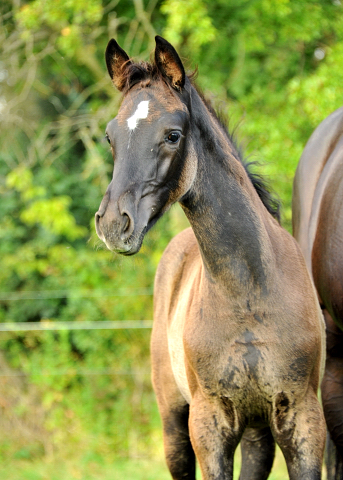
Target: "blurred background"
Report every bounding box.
[0,0,342,478]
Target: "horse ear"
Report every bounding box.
[155,36,185,91]
[105,39,131,91]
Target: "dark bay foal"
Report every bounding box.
[95,36,326,480]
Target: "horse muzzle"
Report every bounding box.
[95,191,151,255]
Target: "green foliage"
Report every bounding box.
[161,0,216,54]
[0,0,169,462]
[173,0,343,229]
[17,0,103,57]
[7,165,87,240]
[0,0,342,474]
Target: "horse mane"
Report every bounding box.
[192,82,281,223]
[242,161,281,222]
[120,61,281,223]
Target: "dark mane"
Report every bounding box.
[192,84,281,223]
[243,161,281,222]
[121,60,281,223]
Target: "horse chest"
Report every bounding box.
[189,331,273,393]
[175,300,281,403]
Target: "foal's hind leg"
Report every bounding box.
[152,379,195,478]
[239,427,275,480]
[160,402,196,479]
[152,370,196,479]
[151,334,195,478]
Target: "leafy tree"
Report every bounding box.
[161,0,343,226]
[0,0,171,461]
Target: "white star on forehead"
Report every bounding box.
[127,100,150,131]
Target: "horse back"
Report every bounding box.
[293,106,343,329]
[292,106,343,271]
[311,137,343,328]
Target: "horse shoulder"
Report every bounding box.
[293,106,343,270]
[154,227,200,318]
[152,227,201,405]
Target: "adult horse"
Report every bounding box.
[95,36,326,479]
[292,106,343,480]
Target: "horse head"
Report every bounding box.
[95,36,196,254]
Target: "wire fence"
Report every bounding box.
[0,320,153,331]
[0,368,151,377]
[0,288,153,301]
[0,303,154,377]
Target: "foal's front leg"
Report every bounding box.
[189,393,243,480]
[271,390,325,480]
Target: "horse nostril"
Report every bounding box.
[122,213,130,233]
[94,212,104,240]
[95,212,102,229]
[121,212,134,242]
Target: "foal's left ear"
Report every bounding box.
[155,36,185,91]
[105,39,132,91]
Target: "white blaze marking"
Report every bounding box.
[127,100,150,131]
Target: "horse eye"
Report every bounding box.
[167,132,181,144]
[105,134,111,145]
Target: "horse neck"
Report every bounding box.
[180,88,274,294]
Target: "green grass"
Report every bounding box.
[0,432,329,480]
[0,457,171,480]
[0,448,291,480]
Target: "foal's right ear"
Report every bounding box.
[105,39,131,91]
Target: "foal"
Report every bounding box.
[95,36,326,480]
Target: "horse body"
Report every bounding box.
[292,107,343,480]
[154,223,323,407]
[152,153,325,479]
[96,36,326,479]
[293,107,343,275]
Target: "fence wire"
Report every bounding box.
[0,320,153,331]
[0,288,153,301]
[0,319,153,377]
